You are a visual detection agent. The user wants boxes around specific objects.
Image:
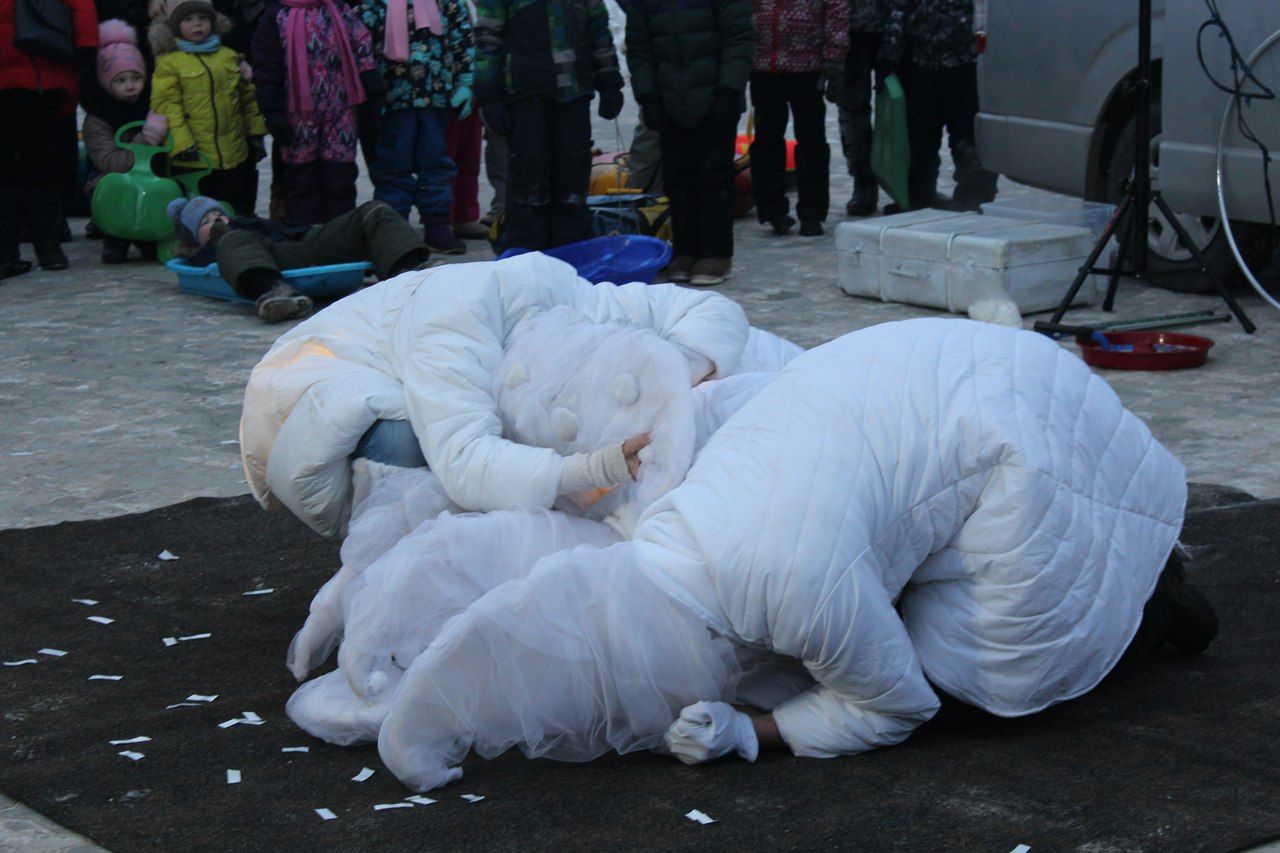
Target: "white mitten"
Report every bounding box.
[662,701,759,765]
[558,442,632,494]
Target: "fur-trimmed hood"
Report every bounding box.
[148,13,233,57]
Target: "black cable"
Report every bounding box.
[1196,0,1277,230]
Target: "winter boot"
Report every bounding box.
[846,179,879,216]
[423,214,466,255]
[767,214,796,236]
[101,236,130,264]
[0,188,32,280]
[28,190,69,270]
[662,255,696,283]
[255,281,315,324]
[453,220,491,240]
[799,221,824,236]
[690,257,732,286]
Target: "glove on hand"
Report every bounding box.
[638,95,671,135]
[822,62,844,103]
[481,103,510,137]
[264,113,295,148]
[597,87,624,120]
[663,701,759,765]
[139,111,169,146]
[559,441,633,495]
[451,85,473,120]
[709,86,741,128]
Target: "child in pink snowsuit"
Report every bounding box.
[251,0,381,225]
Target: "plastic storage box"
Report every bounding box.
[981,196,1116,241]
[167,260,372,305]
[836,210,1100,314]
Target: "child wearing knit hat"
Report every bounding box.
[148,0,268,215]
[80,20,171,264]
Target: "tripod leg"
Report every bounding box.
[1104,196,1136,312]
[1153,194,1256,334]
[1047,193,1131,325]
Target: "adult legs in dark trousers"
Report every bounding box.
[503,96,593,251]
[0,90,69,273]
[749,71,830,236]
[839,32,883,216]
[898,60,998,211]
[216,200,430,300]
[198,161,259,216]
[661,114,737,284]
[482,118,507,225]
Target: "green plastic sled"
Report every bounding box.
[871,73,910,211]
[91,121,183,242]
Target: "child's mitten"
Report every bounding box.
[450,85,473,120]
[139,111,169,146]
[597,88,623,121]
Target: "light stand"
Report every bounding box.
[1034,0,1256,336]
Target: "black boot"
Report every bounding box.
[0,188,32,280]
[101,236,130,264]
[846,178,879,216]
[1132,550,1220,658]
[28,190,69,270]
[951,142,999,211]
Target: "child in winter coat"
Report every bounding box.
[475,0,623,253]
[361,0,474,254]
[82,20,171,263]
[626,0,754,286]
[251,0,381,225]
[748,0,848,237]
[149,0,269,214]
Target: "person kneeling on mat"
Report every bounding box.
[167,196,433,323]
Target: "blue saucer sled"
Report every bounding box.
[500,235,671,284]
[167,260,371,305]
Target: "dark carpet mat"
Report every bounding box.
[1,487,1278,852]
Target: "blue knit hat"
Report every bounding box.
[167,196,223,246]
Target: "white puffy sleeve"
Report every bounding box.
[768,566,942,758]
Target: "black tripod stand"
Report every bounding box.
[1034,0,1256,336]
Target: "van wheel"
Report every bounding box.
[1105,113,1259,294]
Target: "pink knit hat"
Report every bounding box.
[97,20,146,89]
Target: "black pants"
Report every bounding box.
[898,60,998,209]
[282,160,359,226]
[749,70,830,224]
[838,31,882,182]
[198,159,259,217]
[503,96,593,251]
[0,90,65,258]
[661,114,737,259]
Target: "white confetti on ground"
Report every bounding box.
[88,675,123,681]
[178,633,212,642]
[86,616,115,625]
[351,767,375,782]
[685,809,716,825]
[373,803,413,811]
[3,660,37,667]
[242,589,275,596]
[118,751,145,761]
[405,796,437,806]
[38,648,67,657]
[163,637,178,647]
[72,599,98,606]
[227,769,242,784]
[109,737,151,745]
[187,694,218,702]
[314,808,337,821]
[282,746,310,753]
[460,794,485,803]
[158,550,180,561]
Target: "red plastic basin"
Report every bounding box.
[1079,330,1214,370]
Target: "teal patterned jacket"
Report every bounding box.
[361,0,475,110]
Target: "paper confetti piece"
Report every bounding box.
[373,803,413,811]
[242,711,262,722]
[89,674,123,681]
[187,694,218,702]
[3,659,37,667]
[178,633,212,642]
[158,550,180,561]
[218,719,241,729]
[219,440,239,445]
[1009,846,1031,853]
[685,809,716,825]
[314,808,337,821]
[162,638,178,647]
[166,703,202,709]
[38,648,67,657]
[109,737,151,745]
[242,589,275,596]
[72,599,98,606]
[282,747,310,753]
[460,794,485,803]
[87,616,115,625]
[227,769,242,784]
[351,767,375,782]
[405,796,437,806]
[118,751,145,761]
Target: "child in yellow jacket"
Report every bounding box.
[149,0,267,214]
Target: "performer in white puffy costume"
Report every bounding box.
[239,251,764,540]
[283,307,803,743]
[370,317,1218,791]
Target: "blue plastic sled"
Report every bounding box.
[167,259,372,305]
[499,235,672,284]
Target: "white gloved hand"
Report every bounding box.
[559,442,632,494]
[662,701,759,765]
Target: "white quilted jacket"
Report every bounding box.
[635,318,1186,756]
[239,253,754,537]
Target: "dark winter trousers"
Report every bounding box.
[749,71,830,224]
[838,31,882,182]
[282,160,359,226]
[216,200,429,299]
[898,60,998,209]
[0,90,64,259]
[503,95,593,252]
[445,110,482,224]
[660,114,737,260]
[197,159,260,217]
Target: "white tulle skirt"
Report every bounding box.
[377,542,743,791]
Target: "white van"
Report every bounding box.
[975,0,1279,290]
